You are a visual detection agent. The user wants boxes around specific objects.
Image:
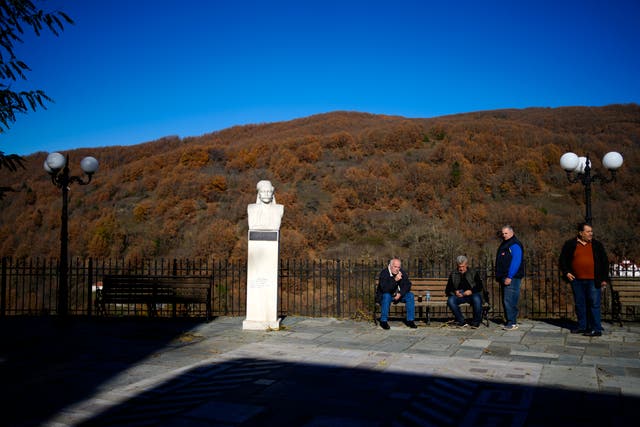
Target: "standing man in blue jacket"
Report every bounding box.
[495,225,525,330]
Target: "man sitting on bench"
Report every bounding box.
[446,255,484,328]
[376,257,417,330]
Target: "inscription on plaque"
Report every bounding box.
[249,231,278,241]
[249,277,268,289]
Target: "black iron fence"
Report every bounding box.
[0,256,638,322]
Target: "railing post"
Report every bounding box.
[336,259,341,317]
[1,256,6,317]
[87,258,94,317]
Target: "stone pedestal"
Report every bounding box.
[243,230,281,330]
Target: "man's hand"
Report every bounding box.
[394,271,402,281]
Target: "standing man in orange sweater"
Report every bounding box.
[559,222,610,337]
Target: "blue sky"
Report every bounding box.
[5,0,640,156]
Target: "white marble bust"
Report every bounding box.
[247,180,284,230]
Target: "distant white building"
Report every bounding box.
[611,260,640,277]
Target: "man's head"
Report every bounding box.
[456,255,468,273]
[577,222,593,242]
[388,258,401,275]
[256,180,275,204]
[501,225,514,241]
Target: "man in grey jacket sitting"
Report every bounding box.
[446,255,484,328]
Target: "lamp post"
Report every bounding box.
[44,152,99,316]
[560,151,623,224]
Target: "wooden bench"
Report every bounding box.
[606,278,640,325]
[96,275,213,320]
[374,278,491,326]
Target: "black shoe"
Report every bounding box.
[380,321,390,330]
[405,320,417,329]
[471,322,480,328]
[570,329,586,334]
[583,330,602,337]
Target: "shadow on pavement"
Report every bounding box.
[540,318,579,330]
[0,316,208,427]
[77,357,636,426]
[1,317,637,426]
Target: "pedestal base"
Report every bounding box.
[245,230,280,331]
[242,318,281,331]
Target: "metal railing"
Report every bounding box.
[0,256,637,321]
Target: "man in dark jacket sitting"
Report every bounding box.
[446,255,484,328]
[376,258,417,330]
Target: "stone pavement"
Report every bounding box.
[1,316,639,426]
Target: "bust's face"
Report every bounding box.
[258,185,274,204]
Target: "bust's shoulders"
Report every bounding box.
[249,203,283,208]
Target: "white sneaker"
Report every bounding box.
[502,324,519,331]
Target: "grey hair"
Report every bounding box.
[502,225,514,232]
[456,255,468,265]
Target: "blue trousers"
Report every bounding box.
[379,292,415,322]
[570,279,602,332]
[501,278,521,327]
[447,293,483,325]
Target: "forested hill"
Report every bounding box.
[1,104,639,263]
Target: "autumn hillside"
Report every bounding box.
[1,105,640,263]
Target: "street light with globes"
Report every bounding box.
[559,151,623,225]
[44,152,99,317]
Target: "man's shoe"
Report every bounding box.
[583,330,602,337]
[380,321,390,330]
[405,320,417,329]
[502,324,519,331]
[570,329,586,334]
[456,322,469,328]
[470,322,480,328]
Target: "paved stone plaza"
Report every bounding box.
[0,316,638,426]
